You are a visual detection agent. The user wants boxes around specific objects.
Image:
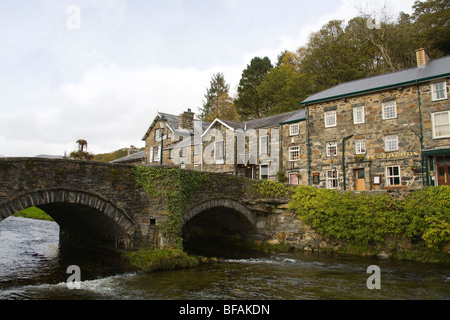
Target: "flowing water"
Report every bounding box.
[0,216,449,300]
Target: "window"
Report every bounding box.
[431,81,447,101]
[180,147,186,158]
[289,173,299,185]
[153,146,160,162]
[325,111,337,128]
[260,164,269,180]
[289,124,299,136]
[355,139,366,155]
[382,100,397,120]
[353,106,365,124]
[386,166,401,186]
[215,141,224,163]
[326,170,338,189]
[326,142,338,157]
[289,146,300,161]
[154,129,161,142]
[432,111,450,138]
[384,135,398,152]
[260,136,269,155]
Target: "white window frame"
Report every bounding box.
[289,124,299,136]
[154,128,161,142]
[353,106,365,124]
[324,111,337,128]
[382,100,397,120]
[326,142,338,157]
[326,170,338,189]
[149,148,154,163]
[431,111,450,139]
[194,144,200,155]
[355,139,366,155]
[289,146,300,161]
[214,140,224,164]
[431,81,447,101]
[259,163,269,180]
[386,166,401,186]
[259,135,269,155]
[384,135,399,152]
[152,146,161,162]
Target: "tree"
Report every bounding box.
[412,0,450,57]
[234,56,273,120]
[199,73,230,121]
[299,20,372,92]
[70,139,94,160]
[206,92,238,122]
[257,50,313,115]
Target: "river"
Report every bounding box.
[0,216,449,301]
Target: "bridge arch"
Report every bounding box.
[183,198,256,226]
[0,189,136,250]
[182,198,261,257]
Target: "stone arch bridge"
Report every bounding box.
[0,158,304,251]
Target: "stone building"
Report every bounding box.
[300,49,450,190]
[201,110,300,179]
[141,109,209,170]
[279,110,307,185]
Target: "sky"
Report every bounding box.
[0,0,418,157]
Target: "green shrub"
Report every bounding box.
[122,247,199,272]
[288,186,450,251]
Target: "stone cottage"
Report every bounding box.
[300,48,450,190]
[141,109,210,170]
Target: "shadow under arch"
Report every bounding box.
[0,189,136,250]
[182,198,261,258]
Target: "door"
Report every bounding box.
[289,173,299,185]
[436,156,450,186]
[245,166,254,179]
[355,169,366,191]
[436,164,450,186]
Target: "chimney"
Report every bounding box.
[416,48,431,68]
[178,108,195,131]
[128,145,139,156]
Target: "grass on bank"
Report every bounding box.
[121,247,204,273]
[13,207,54,221]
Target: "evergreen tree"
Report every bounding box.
[234,56,273,120]
[199,73,230,121]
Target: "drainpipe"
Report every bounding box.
[342,134,353,191]
[416,80,425,186]
[279,124,283,173]
[306,105,311,186]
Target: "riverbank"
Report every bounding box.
[13,207,54,221]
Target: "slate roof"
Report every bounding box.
[110,150,146,164]
[142,112,210,140]
[206,109,304,135]
[302,55,450,105]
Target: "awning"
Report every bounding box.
[422,148,450,157]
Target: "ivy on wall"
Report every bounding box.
[132,166,209,249]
